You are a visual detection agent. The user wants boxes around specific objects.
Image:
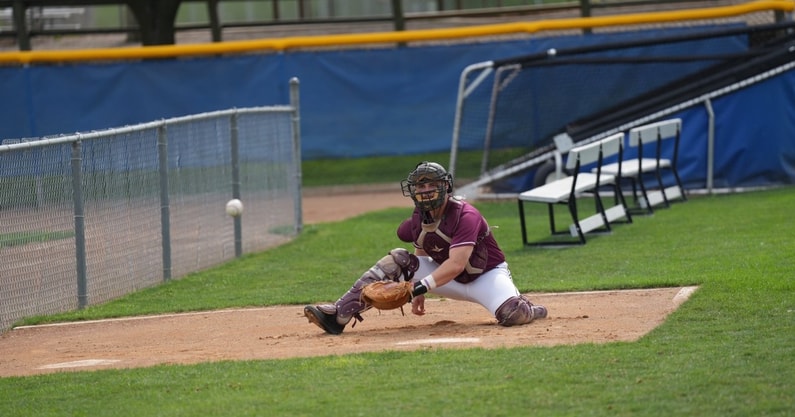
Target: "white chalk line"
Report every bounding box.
[672,286,699,306]
[531,286,698,298]
[13,307,278,330]
[395,337,481,346]
[38,359,121,370]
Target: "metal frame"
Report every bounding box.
[450,56,795,201]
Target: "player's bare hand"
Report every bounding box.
[411,295,425,316]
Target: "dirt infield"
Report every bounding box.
[0,188,697,377]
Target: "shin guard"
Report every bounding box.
[335,248,419,323]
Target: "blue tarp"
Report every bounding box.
[680,73,795,188]
[1,28,793,188]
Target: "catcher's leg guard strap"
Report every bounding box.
[334,280,371,322]
[316,304,363,329]
[495,296,536,327]
[334,263,386,319]
[315,304,351,325]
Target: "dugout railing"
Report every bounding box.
[0,78,302,333]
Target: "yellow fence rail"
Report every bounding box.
[0,0,792,64]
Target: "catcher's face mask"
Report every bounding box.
[401,161,453,212]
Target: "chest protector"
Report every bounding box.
[416,201,490,283]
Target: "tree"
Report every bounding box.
[125,0,182,46]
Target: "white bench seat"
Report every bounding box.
[518,132,631,247]
[519,173,614,204]
[598,119,686,214]
[601,158,669,177]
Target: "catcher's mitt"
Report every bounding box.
[361,281,413,310]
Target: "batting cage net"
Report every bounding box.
[0,79,302,332]
[450,11,795,195]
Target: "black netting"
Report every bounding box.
[461,21,795,175]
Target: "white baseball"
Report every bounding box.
[225,199,244,217]
[547,48,557,57]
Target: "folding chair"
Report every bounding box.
[600,119,687,214]
[518,133,631,247]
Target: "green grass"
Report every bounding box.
[300,149,525,187]
[2,186,794,416]
[0,230,74,247]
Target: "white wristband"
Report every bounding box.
[421,275,437,291]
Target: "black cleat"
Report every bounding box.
[304,305,345,335]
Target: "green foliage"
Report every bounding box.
[3,186,794,417]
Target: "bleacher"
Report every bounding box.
[0,6,84,31]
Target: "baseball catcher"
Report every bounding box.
[304,161,547,335]
[303,248,419,334]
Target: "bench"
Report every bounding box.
[599,119,687,214]
[518,132,631,247]
[0,7,84,31]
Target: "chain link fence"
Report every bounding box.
[0,79,302,332]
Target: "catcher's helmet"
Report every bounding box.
[401,161,453,212]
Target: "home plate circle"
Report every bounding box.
[38,359,121,370]
[396,337,480,346]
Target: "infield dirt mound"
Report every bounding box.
[0,286,697,377]
[0,187,696,377]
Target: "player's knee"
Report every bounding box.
[495,296,535,326]
[375,248,419,281]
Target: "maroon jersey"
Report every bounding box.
[396,198,505,283]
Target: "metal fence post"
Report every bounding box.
[158,124,172,281]
[579,0,593,35]
[391,0,405,31]
[71,139,88,309]
[12,0,31,51]
[230,112,242,257]
[207,0,222,42]
[289,77,303,234]
[704,99,715,195]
